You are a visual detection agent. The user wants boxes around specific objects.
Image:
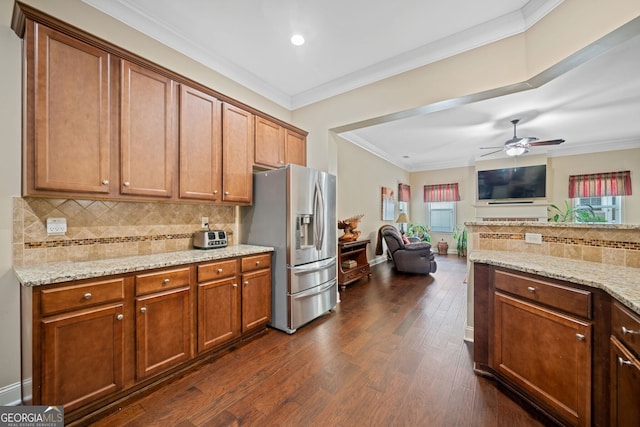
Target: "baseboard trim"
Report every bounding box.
[464,326,474,343]
[0,380,22,406]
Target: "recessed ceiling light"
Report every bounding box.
[290,34,305,46]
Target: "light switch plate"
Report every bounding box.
[47,218,67,235]
[525,232,542,244]
[201,217,209,229]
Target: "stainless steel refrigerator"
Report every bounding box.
[241,164,337,334]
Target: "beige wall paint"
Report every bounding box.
[0,0,638,404]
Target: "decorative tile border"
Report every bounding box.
[24,233,198,249]
[479,232,640,250]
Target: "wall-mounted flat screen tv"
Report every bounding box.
[477,164,546,200]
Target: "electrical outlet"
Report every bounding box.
[525,232,542,244]
[201,217,209,229]
[47,218,67,235]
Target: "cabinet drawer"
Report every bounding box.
[135,267,191,296]
[198,259,237,282]
[612,301,640,356]
[40,278,125,316]
[241,253,271,272]
[494,269,591,319]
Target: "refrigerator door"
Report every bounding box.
[289,279,337,332]
[288,257,336,294]
[289,165,336,266]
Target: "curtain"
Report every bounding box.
[423,183,460,202]
[568,170,632,198]
[398,183,411,202]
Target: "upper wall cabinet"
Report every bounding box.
[121,61,176,198]
[26,21,112,195]
[222,103,254,204]
[179,85,222,201]
[254,117,307,169]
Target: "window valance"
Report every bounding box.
[568,170,632,198]
[423,183,460,202]
[398,183,411,202]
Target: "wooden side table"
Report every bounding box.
[338,239,371,288]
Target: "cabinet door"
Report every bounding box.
[494,292,591,427]
[285,129,306,166]
[121,60,175,198]
[29,22,111,194]
[610,336,640,427]
[41,304,124,412]
[136,288,191,379]
[222,103,254,204]
[197,277,240,352]
[241,268,271,333]
[179,85,222,201]
[255,116,285,168]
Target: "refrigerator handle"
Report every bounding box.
[314,180,325,251]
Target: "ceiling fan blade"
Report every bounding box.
[528,139,565,146]
[480,149,504,157]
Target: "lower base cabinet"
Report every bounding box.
[22,252,272,423]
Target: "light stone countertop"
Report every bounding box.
[14,244,274,287]
[469,250,640,316]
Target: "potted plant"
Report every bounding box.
[406,223,431,242]
[453,226,467,257]
[547,200,607,223]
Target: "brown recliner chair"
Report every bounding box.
[375,225,437,274]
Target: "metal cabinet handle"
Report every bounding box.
[232,283,238,288]
[116,314,124,321]
[213,190,218,195]
[576,333,585,341]
[83,293,92,300]
[622,326,639,335]
[618,356,634,367]
[217,268,223,273]
[224,191,230,195]
[163,278,170,284]
[244,281,249,286]
[527,286,536,293]
[102,179,109,185]
[140,307,147,313]
[123,181,130,187]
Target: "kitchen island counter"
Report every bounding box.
[14,245,274,287]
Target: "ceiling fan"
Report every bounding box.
[480,119,565,157]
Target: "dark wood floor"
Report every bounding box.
[89,255,549,427]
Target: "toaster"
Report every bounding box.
[193,230,228,249]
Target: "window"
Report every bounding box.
[573,196,622,224]
[427,201,456,232]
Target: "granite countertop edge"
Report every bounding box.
[14,245,274,287]
[469,250,640,316]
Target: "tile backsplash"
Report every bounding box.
[13,197,237,266]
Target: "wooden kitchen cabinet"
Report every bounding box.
[222,103,254,204]
[254,117,307,169]
[25,21,112,196]
[179,85,223,201]
[134,267,191,379]
[241,254,272,333]
[610,302,640,427]
[121,60,176,198]
[37,278,126,413]
[196,260,240,352]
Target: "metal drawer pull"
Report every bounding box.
[217,268,223,273]
[116,314,124,321]
[527,286,536,293]
[255,261,261,266]
[622,326,639,335]
[102,179,109,185]
[83,293,92,300]
[140,307,147,313]
[576,333,585,341]
[618,356,634,367]
[163,278,170,284]
[123,181,130,187]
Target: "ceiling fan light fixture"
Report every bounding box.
[506,145,528,156]
[290,34,305,46]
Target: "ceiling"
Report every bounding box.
[83,0,640,171]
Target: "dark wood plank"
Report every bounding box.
[84,255,548,427]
